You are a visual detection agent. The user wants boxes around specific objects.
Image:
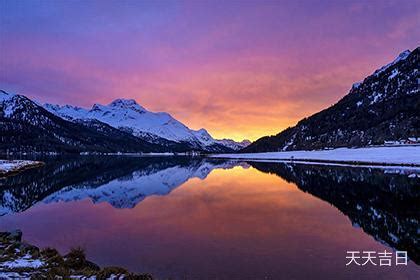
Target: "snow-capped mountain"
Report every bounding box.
[243,47,420,152]
[1,89,248,153]
[0,90,182,154]
[216,139,252,150]
[44,98,249,151]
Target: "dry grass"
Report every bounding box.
[1,232,154,279]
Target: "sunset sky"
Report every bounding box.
[1,0,419,141]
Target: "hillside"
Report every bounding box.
[242,48,419,153]
[0,91,182,154]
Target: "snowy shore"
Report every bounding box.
[0,160,44,176]
[0,230,153,279]
[211,146,420,167]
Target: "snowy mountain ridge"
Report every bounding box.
[0,91,184,153]
[0,89,249,153]
[373,49,411,76]
[44,98,249,151]
[0,90,15,102]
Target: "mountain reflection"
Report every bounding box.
[0,157,246,214]
[248,162,420,265]
[0,157,418,265]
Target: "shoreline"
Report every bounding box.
[0,160,45,177]
[209,156,420,168]
[0,230,153,279]
[210,146,420,168]
[2,146,420,171]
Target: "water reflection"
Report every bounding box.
[248,162,420,265]
[0,157,419,278]
[0,157,246,214]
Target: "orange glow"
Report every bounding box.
[2,1,418,141]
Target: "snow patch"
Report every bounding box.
[374,50,410,76]
[388,69,399,80]
[0,90,15,102]
[369,92,383,104]
[0,254,44,269]
[352,82,361,89]
[211,146,420,166]
[0,160,40,173]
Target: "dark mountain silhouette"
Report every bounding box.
[243,48,420,152]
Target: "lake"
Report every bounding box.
[0,156,419,279]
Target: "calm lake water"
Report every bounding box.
[0,156,419,279]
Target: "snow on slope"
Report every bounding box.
[44,99,249,150]
[0,90,15,102]
[0,90,20,118]
[43,103,88,120]
[0,160,34,172]
[374,50,411,76]
[212,146,420,166]
[0,255,44,269]
[216,139,252,150]
[0,160,43,176]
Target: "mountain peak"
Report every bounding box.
[0,90,16,102]
[36,94,253,151]
[374,49,411,76]
[397,49,411,60]
[196,128,211,136]
[91,103,106,112]
[239,139,252,146]
[109,98,137,106]
[108,98,146,112]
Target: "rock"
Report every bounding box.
[85,260,101,271]
[0,229,22,242]
[20,242,40,256]
[9,229,22,241]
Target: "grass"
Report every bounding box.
[1,232,154,279]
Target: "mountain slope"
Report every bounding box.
[0,91,249,153]
[44,99,248,152]
[215,139,251,151]
[0,91,182,153]
[242,47,420,153]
